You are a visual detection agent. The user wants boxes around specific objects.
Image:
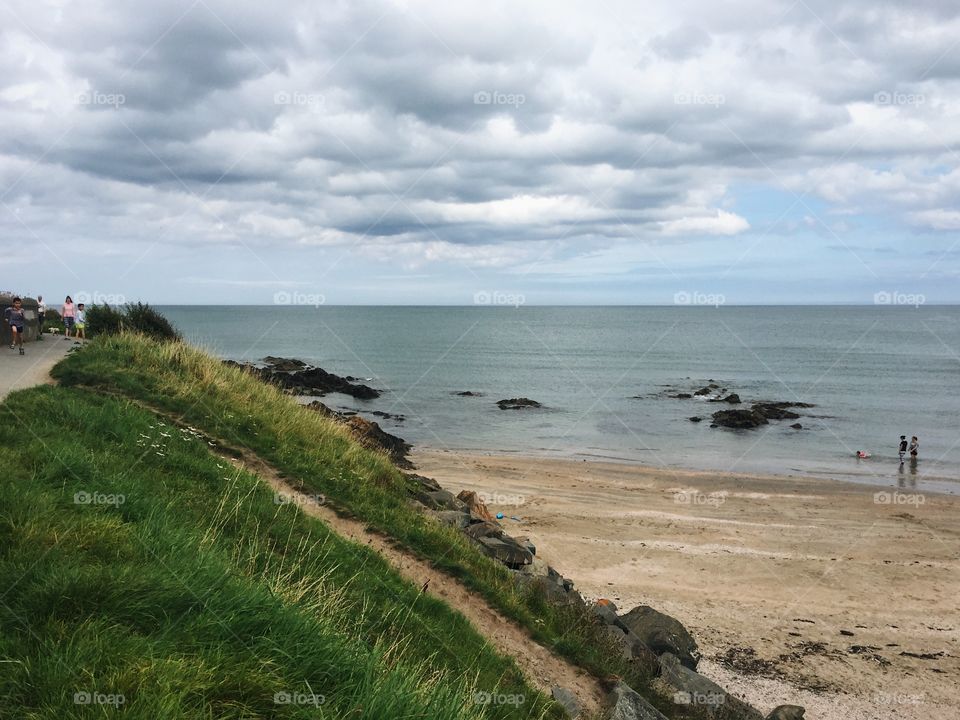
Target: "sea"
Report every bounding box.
[158,306,960,494]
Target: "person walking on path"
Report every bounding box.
[4,297,26,355]
[898,435,908,463]
[61,296,75,339]
[75,303,87,341]
[36,295,45,340]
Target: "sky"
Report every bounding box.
[1,0,959,306]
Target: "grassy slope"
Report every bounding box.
[47,335,688,716]
[0,385,560,719]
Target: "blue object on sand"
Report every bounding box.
[496,512,504,519]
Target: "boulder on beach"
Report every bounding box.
[496,397,543,410]
[710,408,769,429]
[456,490,494,522]
[658,653,764,719]
[766,706,805,720]
[608,681,669,720]
[617,605,701,670]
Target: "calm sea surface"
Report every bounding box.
[158,306,960,494]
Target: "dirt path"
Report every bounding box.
[0,336,73,400]
[128,402,607,717]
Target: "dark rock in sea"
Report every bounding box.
[752,402,801,420]
[617,605,701,670]
[454,390,484,397]
[693,386,713,396]
[551,687,580,718]
[230,356,381,399]
[689,416,703,422]
[262,356,307,371]
[711,408,769,429]
[608,681,669,720]
[766,706,805,720]
[370,410,405,422]
[659,653,764,719]
[791,423,803,430]
[672,393,693,399]
[496,397,543,410]
[708,393,741,404]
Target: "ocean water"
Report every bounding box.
[159,306,960,493]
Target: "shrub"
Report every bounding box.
[86,302,181,342]
[86,303,125,336]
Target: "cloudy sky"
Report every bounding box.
[2,0,959,305]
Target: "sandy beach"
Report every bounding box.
[413,448,960,720]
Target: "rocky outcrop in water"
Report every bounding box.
[496,397,543,410]
[225,356,380,399]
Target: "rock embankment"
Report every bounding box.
[306,400,411,468]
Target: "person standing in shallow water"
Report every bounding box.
[909,436,919,459]
[898,435,908,463]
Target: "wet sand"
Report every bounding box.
[413,448,960,720]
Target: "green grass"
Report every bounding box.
[0,385,562,719]
[46,333,688,717]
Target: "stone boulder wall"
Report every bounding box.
[407,475,534,569]
[456,490,494,521]
[608,681,670,720]
[658,653,763,720]
[617,605,702,671]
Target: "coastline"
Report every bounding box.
[413,447,960,720]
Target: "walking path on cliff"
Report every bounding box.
[0,337,73,400]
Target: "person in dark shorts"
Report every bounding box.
[36,295,45,339]
[909,436,919,458]
[62,296,75,339]
[898,435,908,463]
[4,297,26,355]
